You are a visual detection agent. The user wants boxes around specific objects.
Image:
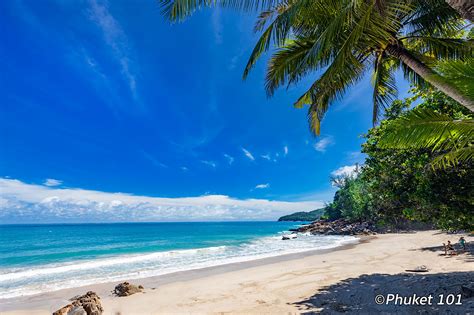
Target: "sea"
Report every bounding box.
[0,222,357,299]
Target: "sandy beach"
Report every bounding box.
[1,230,473,314]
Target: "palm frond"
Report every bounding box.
[402,37,473,60]
[243,0,307,79]
[372,54,398,123]
[295,52,368,135]
[160,0,284,21]
[379,106,474,169]
[404,0,461,36]
[265,37,314,96]
[431,146,474,168]
[435,58,474,100]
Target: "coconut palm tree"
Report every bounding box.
[159,0,473,134]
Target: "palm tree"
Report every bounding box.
[159,0,473,134]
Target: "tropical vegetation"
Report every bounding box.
[322,88,473,231]
[278,208,325,221]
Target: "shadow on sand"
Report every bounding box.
[418,241,473,263]
[292,272,474,314]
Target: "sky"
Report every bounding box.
[0,0,409,223]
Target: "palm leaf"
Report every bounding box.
[435,58,474,100]
[372,54,398,123]
[379,106,474,169]
[160,0,284,21]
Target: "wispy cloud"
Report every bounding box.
[201,160,217,168]
[242,148,255,161]
[87,0,139,101]
[43,179,63,187]
[181,166,189,172]
[314,136,334,152]
[142,151,167,168]
[0,178,323,223]
[255,183,270,189]
[223,154,234,165]
[261,154,271,161]
[283,145,288,156]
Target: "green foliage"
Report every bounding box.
[323,176,374,222]
[323,89,474,230]
[379,106,474,168]
[278,208,325,221]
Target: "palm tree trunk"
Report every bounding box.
[445,0,473,22]
[386,44,474,112]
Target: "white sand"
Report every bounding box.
[2,231,472,314]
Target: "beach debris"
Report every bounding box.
[282,233,297,240]
[405,265,429,273]
[113,282,144,297]
[53,291,103,315]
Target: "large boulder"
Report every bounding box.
[53,291,103,315]
[113,282,144,297]
[295,219,378,235]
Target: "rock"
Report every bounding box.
[53,304,74,315]
[114,282,144,297]
[294,219,378,236]
[53,291,103,315]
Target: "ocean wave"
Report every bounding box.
[0,234,357,299]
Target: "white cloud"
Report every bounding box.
[242,148,255,161]
[261,154,271,161]
[331,165,359,177]
[223,154,234,165]
[314,136,334,152]
[255,183,270,189]
[43,179,63,187]
[181,166,189,172]
[87,0,139,100]
[201,160,217,168]
[283,145,288,156]
[0,178,324,223]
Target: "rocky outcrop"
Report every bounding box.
[295,219,378,235]
[113,282,144,297]
[53,291,103,315]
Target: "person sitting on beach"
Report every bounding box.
[459,237,466,251]
[443,241,456,256]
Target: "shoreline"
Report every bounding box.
[2,231,473,314]
[0,236,364,312]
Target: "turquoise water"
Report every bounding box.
[0,222,357,298]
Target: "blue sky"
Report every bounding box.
[0,0,409,223]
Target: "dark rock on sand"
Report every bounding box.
[295,219,378,236]
[53,291,103,315]
[113,282,144,297]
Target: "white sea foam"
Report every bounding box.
[0,234,357,299]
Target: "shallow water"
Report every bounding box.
[0,222,357,298]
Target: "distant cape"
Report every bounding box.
[278,209,324,222]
